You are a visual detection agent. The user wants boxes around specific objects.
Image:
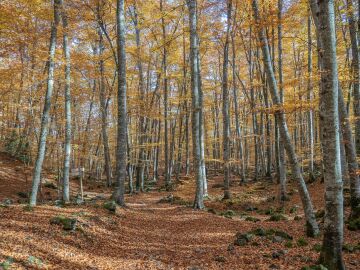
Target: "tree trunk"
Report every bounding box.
[30,0,60,206]
[222,0,232,200]
[278,0,287,201]
[310,0,345,268]
[61,0,71,203]
[252,0,319,237]
[186,0,204,209]
[112,0,127,206]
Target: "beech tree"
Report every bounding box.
[112,0,127,206]
[311,0,344,268]
[29,0,61,206]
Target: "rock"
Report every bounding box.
[234,233,253,246]
[44,181,57,189]
[227,244,235,252]
[222,210,235,219]
[50,216,77,231]
[272,250,286,259]
[207,208,216,215]
[214,255,226,263]
[245,216,260,222]
[268,213,287,221]
[274,230,292,240]
[272,236,284,243]
[2,199,13,206]
[245,205,258,212]
[251,227,267,236]
[103,201,117,213]
[75,195,83,205]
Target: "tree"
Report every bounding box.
[112,0,127,206]
[310,0,345,268]
[186,0,204,209]
[222,0,232,200]
[61,0,71,203]
[252,0,319,237]
[29,0,61,206]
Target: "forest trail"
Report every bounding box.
[0,152,360,270]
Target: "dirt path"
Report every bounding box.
[0,153,359,269]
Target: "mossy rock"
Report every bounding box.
[0,257,14,270]
[50,215,77,231]
[297,237,308,247]
[245,216,260,222]
[268,213,287,221]
[103,201,117,213]
[234,233,253,246]
[347,218,360,231]
[274,230,292,240]
[44,181,57,189]
[221,210,235,219]
[250,227,267,236]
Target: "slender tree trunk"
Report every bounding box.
[61,0,71,203]
[186,0,204,209]
[346,0,360,157]
[277,0,287,201]
[252,0,319,237]
[222,0,232,200]
[98,28,112,187]
[307,10,315,181]
[112,0,127,206]
[30,0,60,206]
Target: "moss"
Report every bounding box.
[250,227,266,236]
[50,215,77,231]
[274,230,292,240]
[289,206,298,214]
[264,208,274,215]
[221,210,236,219]
[103,201,117,213]
[268,213,287,221]
[285,241,293,248]
[44,181,57,189]
[297,237,308,247]
[245,216,260,222]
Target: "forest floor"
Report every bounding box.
[0,152,360,270]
